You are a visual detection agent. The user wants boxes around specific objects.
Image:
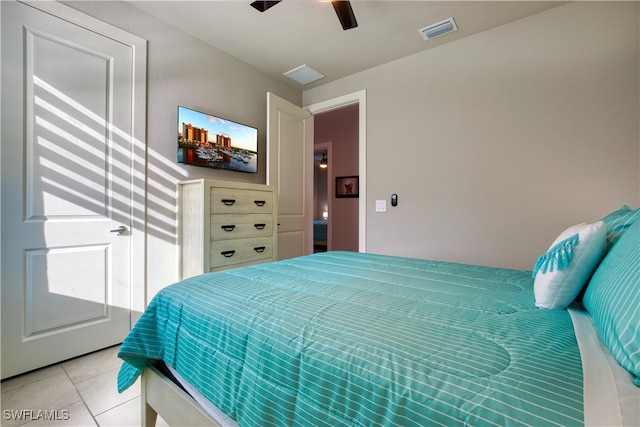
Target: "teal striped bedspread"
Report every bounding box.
[118,251,583,426]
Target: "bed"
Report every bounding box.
[118,207,640,427]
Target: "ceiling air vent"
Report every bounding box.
[419,17,457,41]
[283,64,325,85]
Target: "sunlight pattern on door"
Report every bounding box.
[0,0,141,378]
[22,26,127,339]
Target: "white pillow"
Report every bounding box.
[533,221,606,309]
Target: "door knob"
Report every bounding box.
[110,225,128,235]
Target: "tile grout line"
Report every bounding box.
[60,362,100,427]
[62,345,142,426]
[1,346,133,427]
[1,363,82,427]
[91,395,142,423]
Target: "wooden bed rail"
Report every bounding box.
[142,365,222,427]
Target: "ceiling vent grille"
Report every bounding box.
[283,64,325,85]
[419,17,457,40]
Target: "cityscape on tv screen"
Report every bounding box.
[177,106,258,173]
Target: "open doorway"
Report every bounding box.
[312,104,359,252]
[306,90,367,252]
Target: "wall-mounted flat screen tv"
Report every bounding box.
[177,106,258,174]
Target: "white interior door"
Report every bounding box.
[1,1,144,379]
[266,93,314,260]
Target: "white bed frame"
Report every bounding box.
[142,366,221,427]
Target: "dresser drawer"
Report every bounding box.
[179,179,277,279]
[210,188,273,214]
[211,213,273,240]
[210,237,273,268]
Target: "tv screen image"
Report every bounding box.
[177,106,258,174]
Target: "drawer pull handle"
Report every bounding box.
[221,225,236,232]
[254,246,266,253]
[221,199,236,206]
[221,250,236,258]
[253,223,266,230]
[254,200,266,207]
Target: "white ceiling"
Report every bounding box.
[126,1,566,89]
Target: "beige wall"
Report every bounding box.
[304,1,640,270]
[66,1,301,300]
[68,1,639,285]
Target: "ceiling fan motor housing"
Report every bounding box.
[250,0,358,31]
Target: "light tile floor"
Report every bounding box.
[1,345,168,426]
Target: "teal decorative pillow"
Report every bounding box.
[600,205,640,251]
[533,221,606,309]
[583,219,640,385]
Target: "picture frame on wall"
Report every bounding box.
[336,176,359,198]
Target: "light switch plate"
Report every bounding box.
[376,200,387,212]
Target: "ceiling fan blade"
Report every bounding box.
[331,1,358,30]
[250,1,281,13]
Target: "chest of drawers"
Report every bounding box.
[178,179,277,278]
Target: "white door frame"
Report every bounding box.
[20,0,148,319]
[305,90,367,252]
